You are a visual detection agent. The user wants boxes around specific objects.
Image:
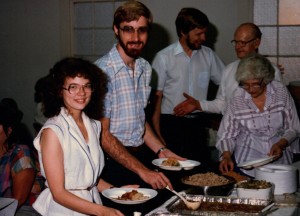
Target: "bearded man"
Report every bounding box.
[95,1,183,214]
[151,8,225,166]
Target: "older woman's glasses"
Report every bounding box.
[63,83,94,94]
[119,26,149,35]
[239,79,264,90]
[231,38,256,47]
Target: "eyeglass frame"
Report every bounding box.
[119,26,149,35]
[231,38,257,47]
[62,83,94,94]
[238,79,265,90]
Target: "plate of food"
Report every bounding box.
[152,158,200,171]
[101,188,157,204]
[237,155,277,169]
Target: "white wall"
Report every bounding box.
[141,0,253,63]
[0,0,253,137]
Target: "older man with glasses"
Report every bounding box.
[192,22,283,115]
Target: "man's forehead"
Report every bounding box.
[120,16,148,27]
[193,27,207,33]
[235,27,253,38]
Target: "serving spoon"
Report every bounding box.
[165,186,201,210]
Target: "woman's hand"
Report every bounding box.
[269,138,288,159]
[97,206,124,216]
[219,151,234,173]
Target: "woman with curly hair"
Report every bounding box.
[33,57,127,215]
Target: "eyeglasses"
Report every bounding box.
[119,26,149,35]
[239,79,264,90]
[231,38,256,47]
[62,83,94,94]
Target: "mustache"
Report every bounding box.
[127,41,143,45]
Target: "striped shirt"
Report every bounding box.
[95,45,152,147]
[216,81,300,176]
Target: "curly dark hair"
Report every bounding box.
[43,57,108,120]
[175,8,209,38]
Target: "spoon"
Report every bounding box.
[165,186,201,210]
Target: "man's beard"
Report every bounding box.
[186,35,202,50]
[118,37,145,58]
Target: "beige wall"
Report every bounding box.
[0,0,252,137]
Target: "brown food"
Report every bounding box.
[118,190,148,201]
[222,171,248,182]
[183,172,230,186]
[237,180,272,189]
[175,201,265,213]
[162,157,180,166]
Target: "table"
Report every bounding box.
[146,192,300,216]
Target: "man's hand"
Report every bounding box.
[269,138,287,159]
[158,148,186,161]
[173,92,201,116]
[139,169,173,190]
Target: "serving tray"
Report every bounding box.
[164,195,273,216]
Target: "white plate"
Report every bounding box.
[237,155,277,169]
[101,188,157,205]
[152,158,200,171]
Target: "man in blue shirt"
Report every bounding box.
[152,8,224,166]
[95,0,182,195]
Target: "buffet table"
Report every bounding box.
[146,191,300,216]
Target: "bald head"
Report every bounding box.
[233,23,262,59]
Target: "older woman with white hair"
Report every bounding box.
[216,53,300,177]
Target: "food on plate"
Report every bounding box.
[237,180,272,189]
[117,190,149,201]
[182,172,231,186]
[222,170,249,182]
[161,157,180,166]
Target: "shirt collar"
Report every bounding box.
[174,40,200,56]
[108,44,143,75]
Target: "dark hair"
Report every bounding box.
[43,57,108,120]
[175,8,209,38]
[34,75,51,103]
[113,1,153,29]
[237,23,262,39]
[0,101,22,149]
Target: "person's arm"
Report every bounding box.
[216,102,239,173]
[269,138,288,158]
[97,179,139,192]
[12,168,35,208]
[173,93,201,116]
[101,118,173,189]
[151,90,166,144]
[269,85,300,156]
[219,151,234,173]
[144,122,186,160]
[41,128,123,216]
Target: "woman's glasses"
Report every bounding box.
[62,83,94,94]
[239,79,264,90]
